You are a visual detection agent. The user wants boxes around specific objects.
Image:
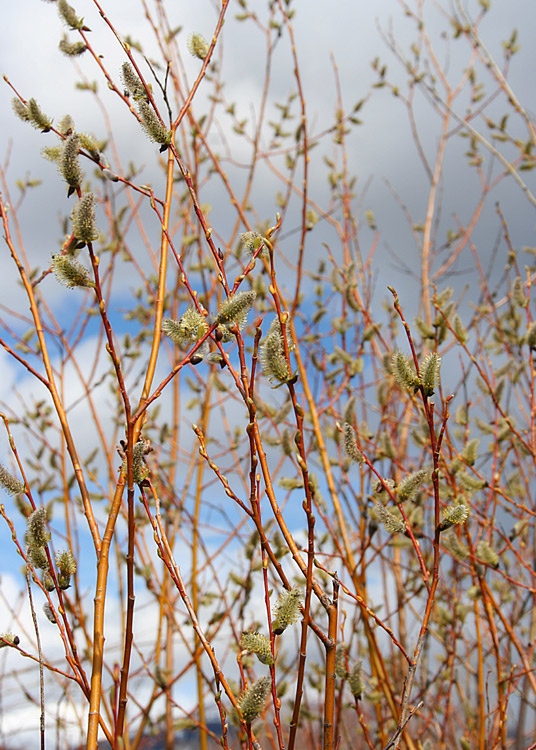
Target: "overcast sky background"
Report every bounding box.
[0,0,535,746]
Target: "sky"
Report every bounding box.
[0,0,535,746]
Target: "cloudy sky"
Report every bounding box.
[0,0,535,746]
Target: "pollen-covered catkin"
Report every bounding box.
[237,676,271,723]
[272,587,302,634]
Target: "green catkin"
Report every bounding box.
[527,322,536,350]
[460,438,479,466]
[343,422,365,464]
[78,133,104,159]
[59,134,83,190]
[51,254,94,289]
[397,469,428,502]
[278,477,303,490]
[453,314,469,343]
[59,38,87,56]
[414,317,435,340]
[12,98,30,123]
[0,464,25,496]
[12,98,53,132]
[272,587,303,634]
[55,550,76,589]
[335,643,349,679]
[455,403,468,425]
[15,495,32,518]
[27,508,50,548]
[187,32,209,60]
[162,308,208,346]
[57,0,83,29]
[342,395,357,425]
[240,632,274,666]
[240,231,267,257]
[122,439,151,484]
[391,351,419,391]
[348,660,364,697]
[237,676,271,723]
[42,145,63,164]
[137,100,171,145]
[260,317,293,385]
[27,543,50,571]
[372,503,406,534]
[280,428,294,456]
[512,276,528,307]
[419,352,441,396]
[457,471,486,492]
[58,115,75,135]
[440,504,470,530]
[71,193,99,243]
[442,531,469,561]
[476,539,499,568]
[121,62,148,101]
[154,665,170,689]
[216,291,256,328]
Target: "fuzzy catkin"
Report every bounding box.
[343,422,365,464]
[272,587,302,634]
[240,632,274,666]
[216,291,256,327]
[260,317,292,385]
[187,32,209,60]
[59,134,83,189]
[237,676,271,723]
[0,464,25,496]
[138,100,171,145]
[71,193,99,243]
